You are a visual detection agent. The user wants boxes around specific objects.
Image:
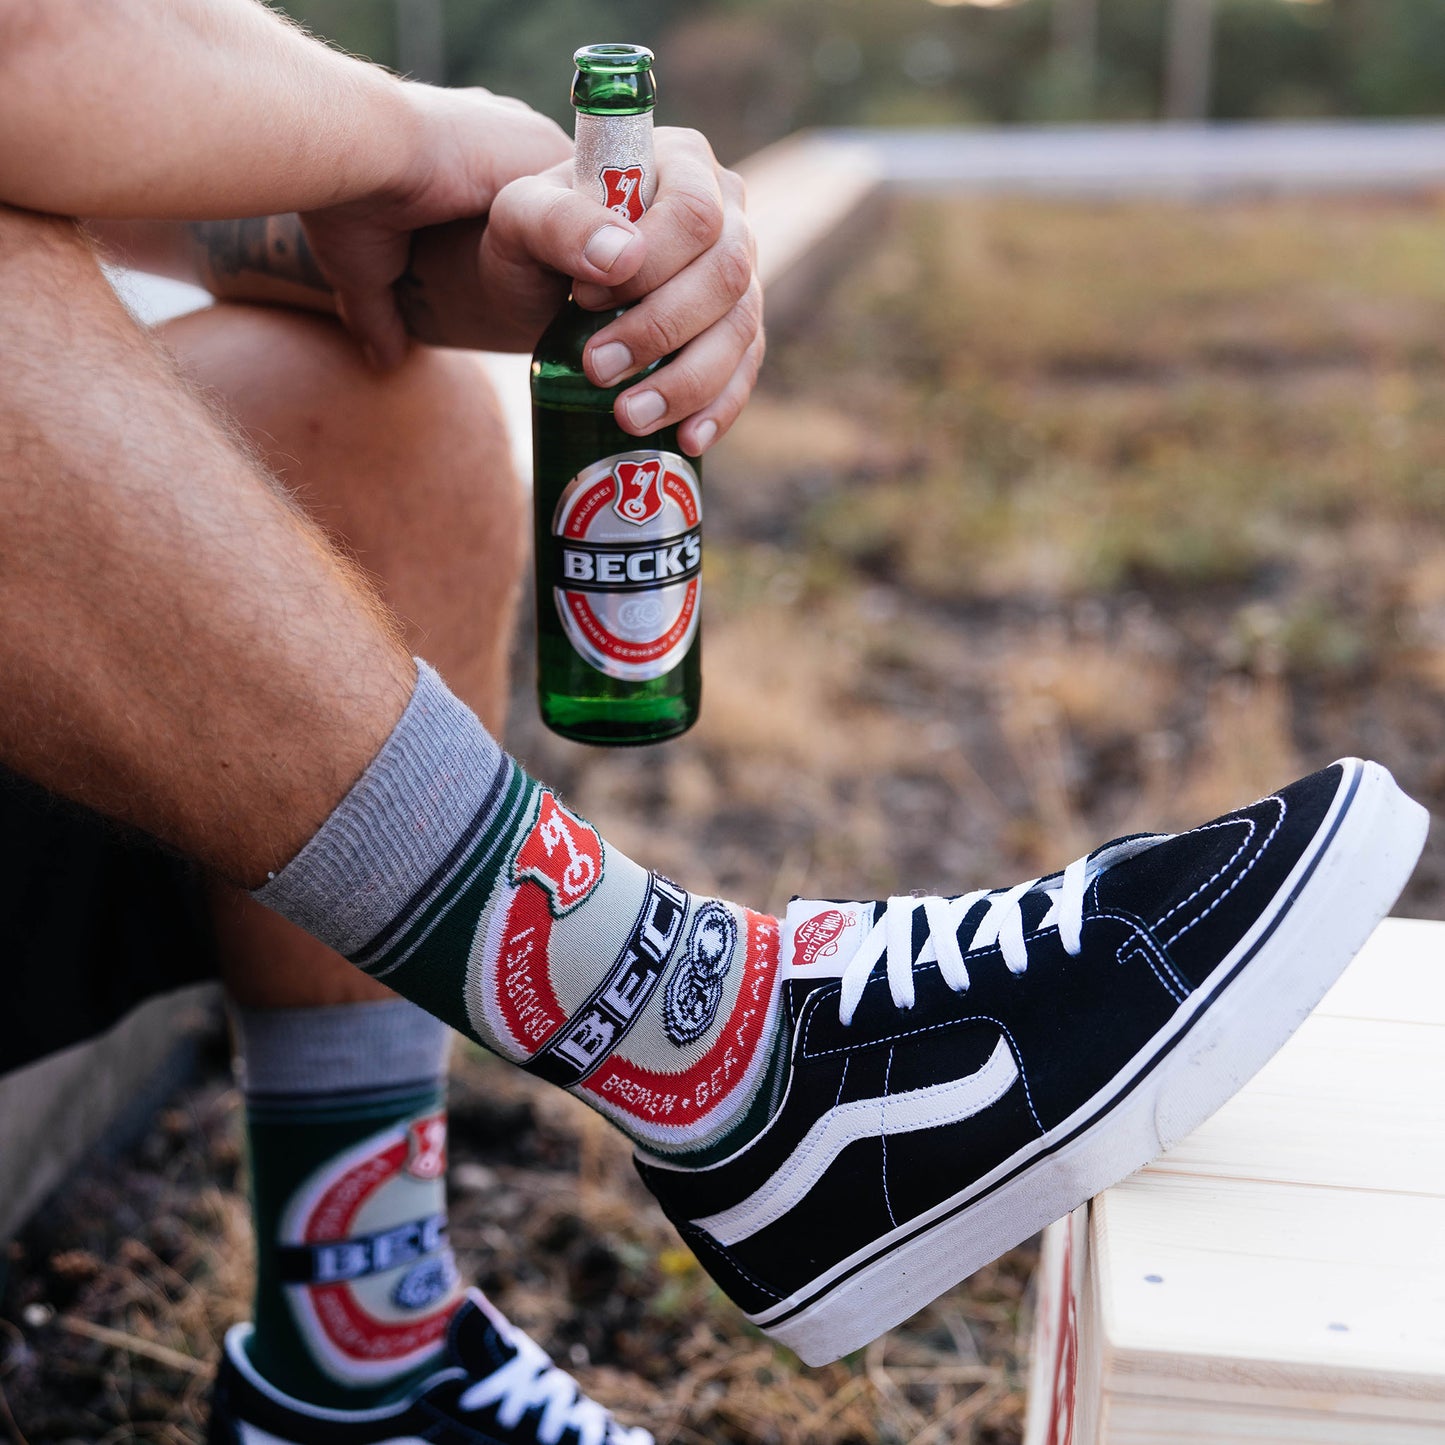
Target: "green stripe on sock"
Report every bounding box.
[363,762,536,983]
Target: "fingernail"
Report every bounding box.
[584,224,636,273]
[590,341,633,386]
[692,419,719,453]
[572,283,611,310]
[621,389,666,431]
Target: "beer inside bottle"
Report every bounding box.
[531,42,702,746]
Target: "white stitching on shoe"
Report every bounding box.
[1119,937,1188,1002]
[799,987,1044,1133]
[1160,798,1286,947]
[881,1048,897,1229]
[684,1224,784,1301]
[1089,909,1191,1001]
[1152,816,1255,931]
[800,932,1061,1057]
[833,1056,850,1110]
[1002,1027,1044,1133]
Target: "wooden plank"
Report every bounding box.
[735,131,884,291]
[1145,1012,1445,1196]
[1026,917,1445,1444]
[735,131,886,333]
[1094,1174,1445,1390]
[1024,1208,1090,1445]
[1313,917,1445,1026]
[1096,1392,1445,1445]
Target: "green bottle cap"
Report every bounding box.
[572,43,656,116]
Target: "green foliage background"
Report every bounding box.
[279,0,1445,162]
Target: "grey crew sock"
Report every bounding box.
[234,999,460,1408]
[233,996,451,1095]
[253,662,509,961]
[254,661,784,1157]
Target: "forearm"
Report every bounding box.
[88,212,518,351]
[89,216,339,316]
[0,0,416,218]
[88,215,480,341]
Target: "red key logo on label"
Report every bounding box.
[551,449,702,682]
[511,790,604,916]
[613,458,664,525]
[601,166,646,223]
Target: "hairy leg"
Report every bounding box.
[0,206,413,884]
[0,205,781,1164]
[132,305,530,1404]
[153,302,525,1006]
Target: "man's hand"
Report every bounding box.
[299,84,571,369]
[4,0,761,456]
[402,127,764,458]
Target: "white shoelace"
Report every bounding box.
[837,835,1169,1026]
[458,1325,650,1445]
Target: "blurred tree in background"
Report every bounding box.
[277,0,1445,162]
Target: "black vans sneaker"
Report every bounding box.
[636,759,1427,1365]
[208,1291,654,1445]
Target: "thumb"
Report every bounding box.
[487,170,648,291]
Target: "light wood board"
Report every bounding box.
[1025,916,1445,1445]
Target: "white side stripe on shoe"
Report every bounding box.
[694,1036,1019,1246]
[237,1429,428,1445]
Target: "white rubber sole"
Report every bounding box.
[752,759,1429,1365]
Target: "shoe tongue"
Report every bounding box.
[781,899,874,977]
[446,1290,518,1376]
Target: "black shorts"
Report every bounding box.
[0,769,218,1076]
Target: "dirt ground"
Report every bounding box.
[5,191,1445,1443]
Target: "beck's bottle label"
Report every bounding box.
[549,449,702,681]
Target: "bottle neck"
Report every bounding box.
[572,111,656,223]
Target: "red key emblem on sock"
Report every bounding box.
[405,1116,448,1181]
[511,791,604,916]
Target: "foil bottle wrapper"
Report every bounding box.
[574,112,657,217]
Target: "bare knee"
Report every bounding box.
[161,305,520,514]
[0,202,85,264]
[158,304,526,722]
[0,206,166,456]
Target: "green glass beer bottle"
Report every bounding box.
[531,43,702,746]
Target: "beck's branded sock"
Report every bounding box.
[234,999,461,1408]
[254,663,783,1158]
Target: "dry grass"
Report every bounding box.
[859,194,1445,379]
[0,1054,1033,1445]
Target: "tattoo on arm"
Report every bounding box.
[188,213,489,346]
[189,216,332,302]
[395,215,490,347]
[394,244,435,342]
